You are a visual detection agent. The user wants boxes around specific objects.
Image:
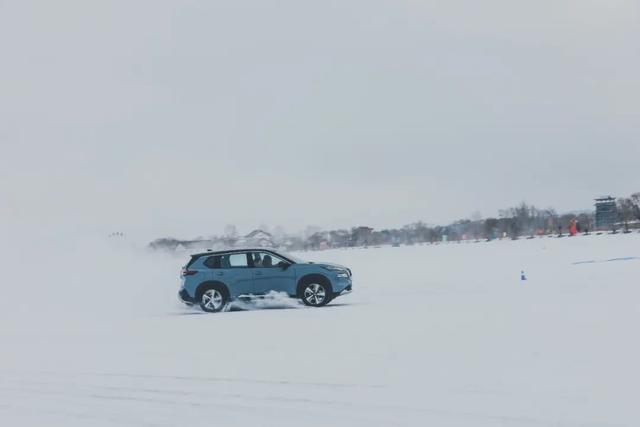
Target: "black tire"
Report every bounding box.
[199,286,228,313]
[300,279,332,307]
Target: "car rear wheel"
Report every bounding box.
[301,282,331,307]
[200,288,227,313]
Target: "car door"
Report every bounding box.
[250,251,297,295]
[213,252,254,297]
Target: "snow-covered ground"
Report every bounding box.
[1,233,639,426]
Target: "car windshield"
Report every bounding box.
[278,251,305,264]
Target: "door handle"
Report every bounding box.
[254,271,263,276]
[216,272,224,276]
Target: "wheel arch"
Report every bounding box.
[195,281,230,301]
[296,274,333,298]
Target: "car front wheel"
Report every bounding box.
[301,282,331,307]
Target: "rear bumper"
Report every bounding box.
[178,289,196,305]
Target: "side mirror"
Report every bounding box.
[278,261,291,270]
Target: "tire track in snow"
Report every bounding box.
[0,372,625,427]
[21,369,387,389]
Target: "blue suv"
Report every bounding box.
[178,249,353,312]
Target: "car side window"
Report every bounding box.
[252,252,287,268]
[222,253,249,268]
[204,255,222,269]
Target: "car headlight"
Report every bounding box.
[322,265,349,277]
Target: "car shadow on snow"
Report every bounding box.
[226,301,353,312]
[168,301,352,315]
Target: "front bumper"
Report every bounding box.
[336,284,352,296]
[332,272,353,297]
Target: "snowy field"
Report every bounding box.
[1,233,639,426]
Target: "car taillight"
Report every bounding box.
[181,269,197,277]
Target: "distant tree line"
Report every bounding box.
[149,192,640,252]
[298,193,640,250]
[617,193,640,232]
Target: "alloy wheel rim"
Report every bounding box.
[304,283,326,305]
[202,289,223,310]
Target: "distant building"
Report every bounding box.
[236,229,274,248]
[595,196,617,229]
[148,237,216,252]
[149,229,276,253]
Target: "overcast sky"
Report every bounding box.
[1,0,638,239]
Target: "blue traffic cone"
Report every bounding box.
[521,270,527,281]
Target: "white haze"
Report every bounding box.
[2,3,639,425]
